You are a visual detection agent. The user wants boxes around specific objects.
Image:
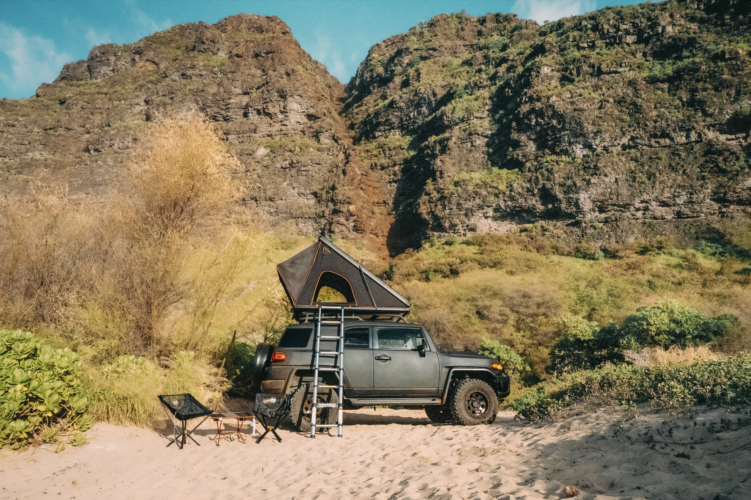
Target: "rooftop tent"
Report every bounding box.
[277,237,410,318]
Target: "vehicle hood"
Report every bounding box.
[443,351,491,360]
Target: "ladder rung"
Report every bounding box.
[317,384,341,389]
[320,321,343,324]
[313,424,339,428]
[316,367,340,371]
[315,403,339,408]
[319,336,341,340]
[318,351,340,355]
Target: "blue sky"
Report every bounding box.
[0,0,641,99]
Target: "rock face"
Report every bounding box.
[0,14,387,249]
[344,0,751,251]
[1,1,751,255]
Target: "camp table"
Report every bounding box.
[210,412,256,445]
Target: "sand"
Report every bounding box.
[1,405,749,500]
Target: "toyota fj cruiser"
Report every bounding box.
[250,319,510,430]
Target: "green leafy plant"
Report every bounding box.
[69,432,89,447]
[478,339,531,377]
[548,302,737,375]
[509,355,751,421]
[0,330,91,450]
[547,316,630,375]
[41,427,59,443]
[619,299,738,348]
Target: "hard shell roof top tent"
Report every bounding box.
[277,237,410,321]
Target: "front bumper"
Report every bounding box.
[495,373,511,399]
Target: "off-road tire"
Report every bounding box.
[288,383,339,433]
[249,343,272,390]
[448,378,498,426]
[425,405,453,424]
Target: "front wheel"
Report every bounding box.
[288,384,339,432]
[448,378,498,426]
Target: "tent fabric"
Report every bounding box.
[277,237,410,312]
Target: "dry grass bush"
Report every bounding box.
[86,351,227,427]
[0,188,96,329]
[0,116,276,425]
[0,116,245,360]
[649,345,720,367]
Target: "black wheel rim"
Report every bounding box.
[465,391,489,417]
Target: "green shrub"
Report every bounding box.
[87,351,226,427]
[477,339,530,377]
[548,301,738,374]
[508,355,751,421]
[574,243,605,260]
[620,299,738,348]
[227,342,256,385]
[0,330,91,450]
[547,316,629,375]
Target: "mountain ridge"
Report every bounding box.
[1,0,749,256]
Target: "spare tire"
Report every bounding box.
[249,342,272,390]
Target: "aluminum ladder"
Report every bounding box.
[310,306,345,438]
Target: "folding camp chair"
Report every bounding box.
[158,394,213,449]
[252,393,292,443]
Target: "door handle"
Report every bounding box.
[375,354,391,361]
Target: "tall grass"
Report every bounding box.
[0,116,293,426]
[0,117,248,360]
[388,233,751,373]
[86,352,227,426]
[649,345,719,366]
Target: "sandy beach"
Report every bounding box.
[1,406,749,500]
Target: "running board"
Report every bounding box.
[348,398,442,405]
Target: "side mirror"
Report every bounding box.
[415,338,426,357]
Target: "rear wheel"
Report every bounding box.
[425,405,453,424]
[288,383,339,433]
[448,378,498,426]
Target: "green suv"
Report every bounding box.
[250,319,510,429]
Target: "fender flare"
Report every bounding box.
[440,368,501,404]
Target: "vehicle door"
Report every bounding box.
[372,326,439,397]
[341,326,374,397]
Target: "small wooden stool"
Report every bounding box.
[210,412,256,445]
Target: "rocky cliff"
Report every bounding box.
[344,0,751,251]
[0,14,389,251]
[1,0,750,256]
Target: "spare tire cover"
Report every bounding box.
[250,343,272,390]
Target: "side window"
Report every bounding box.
[344,328,370,349]
[376,328,427,351]
[277,328,312,348]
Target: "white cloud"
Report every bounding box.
[125,0,171,36]
[0,23,71,96]
[512,0,596,24]
[85,27,112,47]
[311,31,349,83]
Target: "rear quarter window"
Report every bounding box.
[277,328,312,348]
